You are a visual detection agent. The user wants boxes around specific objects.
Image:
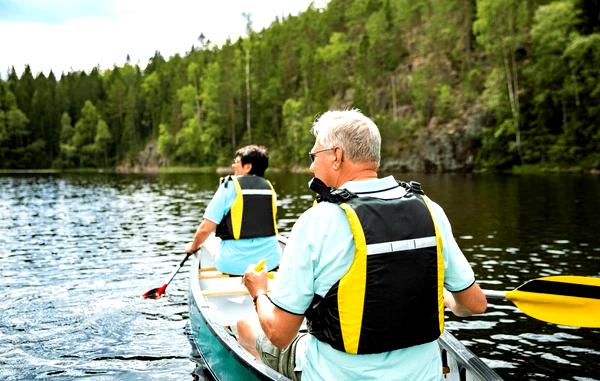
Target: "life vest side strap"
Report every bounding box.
[231,178,244,240]
[421,195,445,334]
[266,179,279,235]
[338,203,367,355]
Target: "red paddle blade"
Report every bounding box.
[142,284,167,299]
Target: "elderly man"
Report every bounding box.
[238,110,486,380]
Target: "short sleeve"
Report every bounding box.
[203,182,236,224]
[428,200,476,291]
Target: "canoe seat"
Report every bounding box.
[200,267,276,297]
[200,269,231,279]
[201,276,254,297]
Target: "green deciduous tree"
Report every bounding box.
[58,112,76,168]
[94,119,112,167]
[174,84,203,164]
[72,100,101,166]
[157,123,174,165]
[562,32,600,166]
[474,0,529,165]
[525,1,580,162]
[280,98,314,166]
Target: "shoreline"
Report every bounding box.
[1,164,598,175]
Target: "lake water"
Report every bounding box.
[1,172,599,380]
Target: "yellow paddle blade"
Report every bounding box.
[506,275,600,328]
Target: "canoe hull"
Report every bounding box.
[189,292,266,381]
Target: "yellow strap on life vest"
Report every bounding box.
[337,203,367,354]
[266,179,279,235]
[230,177,244,240]
[421,195,445,334]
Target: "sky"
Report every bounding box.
[0,0,328,78]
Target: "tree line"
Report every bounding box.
[1,0,598,171]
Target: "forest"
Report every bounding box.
[0,0,598,172]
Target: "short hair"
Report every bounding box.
[311,109,381,168]
[234,145,269,177]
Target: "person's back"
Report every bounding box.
[272,176,468,380]
[185,145,281,275]
[305,181,444,355]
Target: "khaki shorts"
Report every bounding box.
[256,332,307,381]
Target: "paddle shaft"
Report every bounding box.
[483,290,506,300]
[164,252,192,287]
[143,252,192,298]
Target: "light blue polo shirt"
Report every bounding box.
[203,175,281,275]
[270,176,476,381]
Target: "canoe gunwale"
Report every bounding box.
[438,330,503,380]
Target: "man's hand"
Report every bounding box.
[240,262,303,349]
[185,242,199,254]
[243,263,269,298]
[444,283,487,317]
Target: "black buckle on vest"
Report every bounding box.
[220,175,233,188]
[309,177,357,203]
[398,180,425,195]
[330,188,357,202]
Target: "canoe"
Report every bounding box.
[188,235,502,381]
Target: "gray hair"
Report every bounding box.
[311,109,381,167]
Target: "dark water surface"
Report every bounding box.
[1,172,599,380]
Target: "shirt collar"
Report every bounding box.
[339,175,398,193]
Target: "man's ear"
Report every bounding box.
[334,146,344,164]
[242,162,253,175]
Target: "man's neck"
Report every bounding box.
[334,162,378,188]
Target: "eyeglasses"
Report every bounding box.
[308,147,334,163]
[232,158,242,165]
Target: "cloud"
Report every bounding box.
[0,0,327,78]
[0,0,112,23]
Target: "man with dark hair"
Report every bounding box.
[185,145,281,275]
[234,145,269,177]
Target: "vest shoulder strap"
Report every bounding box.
[397,180,425,195]
[220,175,233,188]
[309,177,358,204]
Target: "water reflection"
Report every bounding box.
[0,172,599,380]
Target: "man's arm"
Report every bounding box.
[444,282,487,317]
[185,219,217,253]
[255,295,304,348]
[243,267,304,348]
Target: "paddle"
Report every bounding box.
[142,252,192,299]
[483,275,600,328]
[254,259,274,279]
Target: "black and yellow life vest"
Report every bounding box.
[305,183,445,354]
[215,175,278,240]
